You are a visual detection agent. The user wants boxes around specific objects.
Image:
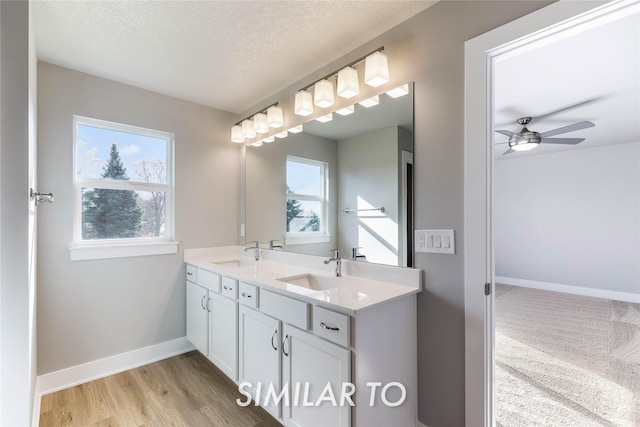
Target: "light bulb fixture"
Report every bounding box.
[231,125,245,143]
[386,84,409,98]
[294,91,314,116]
[314,79,335,108]
[288,124,303,133]
[267,105,283,128]
[364,51,389,87]
[275,130,288,139]
[337,66,359,99]
[358,95,380,108]
[316,113,333,123]
[251,141,263,147]
[263,136,275,143]
[241,119,256,138]
[253,113,268,134]
[335,105,355,116]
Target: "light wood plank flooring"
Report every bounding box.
[39,351,281,427]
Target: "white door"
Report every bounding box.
[282,324,351,427]
[238,305,281,419]
[208,292,238,381]
[186,281,208,354]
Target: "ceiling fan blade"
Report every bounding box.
[541,137,585,145]
[495,129,517,138]
[540,121,594,138]
[502,148,515,155]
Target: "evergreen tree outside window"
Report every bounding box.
[286,156,328,237]
[73,116,174,254]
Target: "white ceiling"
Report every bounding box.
[494,10,640,159]
[33,0,435,114]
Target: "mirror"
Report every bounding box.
[246,83,414,267]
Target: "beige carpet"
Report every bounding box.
[495,285,640,427]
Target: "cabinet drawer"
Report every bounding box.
[186,264,197,282]
[198,269,221,292]
[260,290,309,330]
[312,306,350,347]
[239,282,258,308]
[221,276,238,299]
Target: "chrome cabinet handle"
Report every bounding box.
[271,330,278,351]
[242,292,252,298]
[223,285,231,290]
[187,272,193,276]
[282,334,290,357]
[206,297,211,312]
[200,295,206,310]
[320,322,339,331]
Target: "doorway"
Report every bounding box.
[464,0,640,424]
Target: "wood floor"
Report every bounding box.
[39,351,281,427]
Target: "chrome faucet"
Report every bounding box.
[244,240,262,260]
[324,249,342,277]
[351,247,366,261]
[269,239,283,250]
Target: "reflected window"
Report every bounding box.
[286,156,328,235]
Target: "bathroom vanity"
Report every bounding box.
[184,246,421,427]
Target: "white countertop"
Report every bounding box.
[184,246,421,314]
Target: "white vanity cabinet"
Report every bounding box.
[208,291,238,381]
[282,324,351,427]
[186,279,208,354]
[238,304,282,419]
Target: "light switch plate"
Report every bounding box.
[415,229,455,254]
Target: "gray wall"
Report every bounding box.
[239,2,552,425]
[245,132,338,255]
[37,63,240,374]
[495,142,640,295]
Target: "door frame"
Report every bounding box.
[463,0,638,424]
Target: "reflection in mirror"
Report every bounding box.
[246,83,414,267]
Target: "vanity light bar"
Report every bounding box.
[231,101,281,144]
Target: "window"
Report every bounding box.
[71,116,176,260]
[285,156,330,245]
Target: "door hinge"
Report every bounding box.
[484,283,491,296]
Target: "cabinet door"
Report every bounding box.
[208,292,238,381]
[282,325,351,427]
[239,305,281,419]
[186,281,208,354]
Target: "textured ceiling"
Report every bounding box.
[494,9,640,159]
[33,1,435,114]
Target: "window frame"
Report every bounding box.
[70,115,177,261]
[285,155,330,245]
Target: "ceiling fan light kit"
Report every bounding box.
[495,116,594,155]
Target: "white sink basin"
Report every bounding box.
[212,259,256,268]
[276,274,346,291]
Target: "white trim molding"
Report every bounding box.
[34,337,194,397]
[69,240,178,261]
[495,276,640,304]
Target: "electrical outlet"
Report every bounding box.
[415,229,455,254]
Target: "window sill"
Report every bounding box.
[284,234,330,246]
[69,241,179,261]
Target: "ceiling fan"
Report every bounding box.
[495,117,595,155]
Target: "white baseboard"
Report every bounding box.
[35,336,194,397]
[496,276,640,304]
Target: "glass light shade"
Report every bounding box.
[294,91,314,116]
[267,105,284,128]
[253,113,269,134]
[316,113,333,123]
[231,125,245,143]
[337,67,359,98]
[251,141,263,147]
[386,84,409,98]
[510,141,540,151]
[263,136,275,143]
[241,119,256,138]
[335,105,355,116]
[364,51,389,87]
[275,130,288,139]
[314,79,335,108]
[288,124,303,133]
[358,95,380,108]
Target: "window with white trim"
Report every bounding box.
[71,116,176,260]
[285,156,329,245]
